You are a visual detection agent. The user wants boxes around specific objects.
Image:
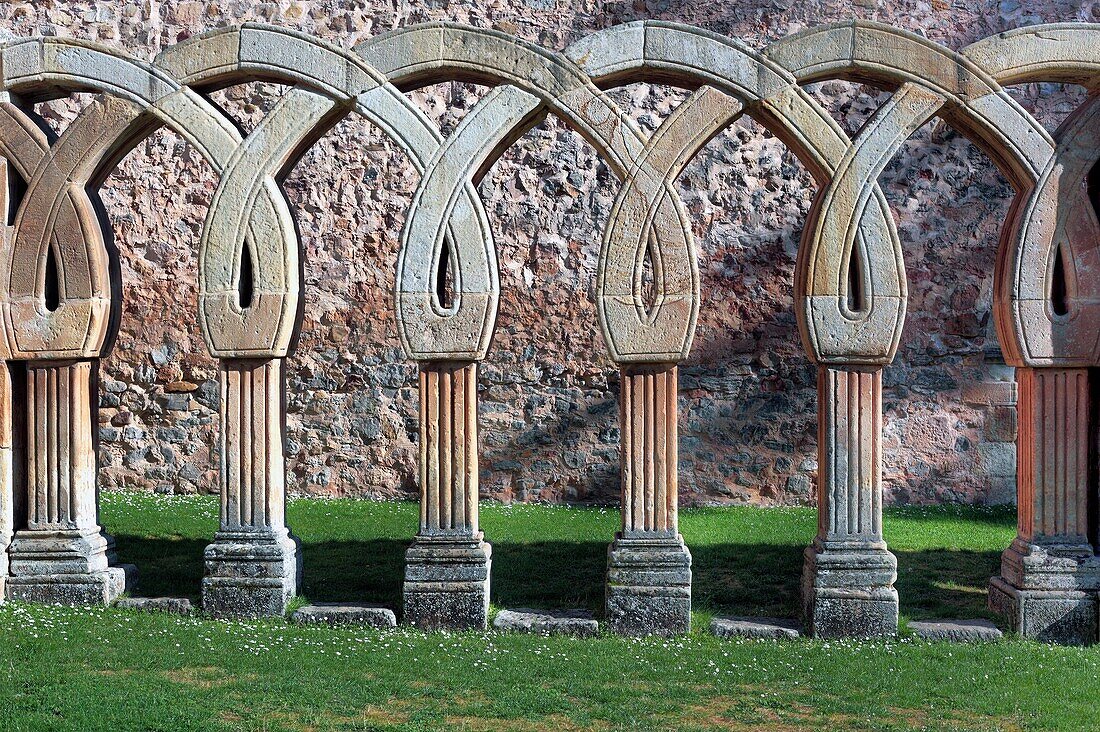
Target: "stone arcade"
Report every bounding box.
[0,21,1098,642]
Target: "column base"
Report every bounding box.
[201,528,301,618]
[5,528,135,605]
[802,544,898,639]
[606,534,692,636]
[403,537,491,630]
[988,540,1100,645]
[988,578,1097,645]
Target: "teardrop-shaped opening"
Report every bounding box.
[44,245,60,313]
[640,236,658,317]
[435,236,456,311]
[1051,243,1069,317]
[846,244,866,314]
[7,166,26,226]
[238,239,255,310]
[1087,158,1100,217]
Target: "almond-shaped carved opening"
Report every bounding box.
[44,244,60,313]
[1087,154,1100,217]
[6,165,26,227]
[434,235,457,312]
[238,238,255,310]
[1051,243,1070,317]
[640,235,658,319]
[845,241,867,315]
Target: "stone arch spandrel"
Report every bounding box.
[0,36,248,360]
[995,96,1100,366]
[763,22,1061,363]
[1,94,144,360]
[798,84,945,363]
[160,24,503,360]
[565,22,905,364]
[597,86,740,361]
[357,24,703,363]
[958,24,1100,367]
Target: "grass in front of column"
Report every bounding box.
[2,494,1092,731]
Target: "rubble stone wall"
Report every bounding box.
[2,0,1090,507]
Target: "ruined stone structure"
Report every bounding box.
[0,20,1098,642]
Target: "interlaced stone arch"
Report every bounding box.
[0,20,1097,643]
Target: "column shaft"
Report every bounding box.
[0,362,14,600]
[607,364,691,636]
[802,365,897,638]
[6,360,133,604]
[989,367,1099,644]
[202,358,299,617]
[404,361,490,630]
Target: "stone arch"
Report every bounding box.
[158,24,502,360]
[960,24,1100,367]
[763,21,1057,364]
[0,37,243,359]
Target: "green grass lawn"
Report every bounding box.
[1,494,1097,731]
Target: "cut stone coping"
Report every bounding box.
[290,603,397,628]
[115,596,193,615]
[908,619,1003,642]
[493,608,599,637]
[711,616,801,640]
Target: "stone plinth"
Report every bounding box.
[403,362,491,630]
[6,361,135,605]
[803,366,897,638]
[292,603,397,627]
[606,363,690,636]
[493,608,599,637]
[711,616,801,640]
[404,537,491,630]
[202,358,300,618]
[908,619,1002,642]
[988,369,1100,645]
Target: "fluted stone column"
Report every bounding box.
[403,361,490,630]
[202,358,300,617]
[6,360,134,604]
[606,363,691,636]
[0,362,18,601]
[802,365,897,638]
[989,367,1099,644]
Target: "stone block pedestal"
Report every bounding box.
[606,535,691,636]
[202,528,300,618]
[802,543,898,639]
[403,537,491,630]
[6,529,134,605]
[989,578,1096,645]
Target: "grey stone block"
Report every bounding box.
[908,619,1002,642]
[291,603,397,628]
[6,565,134,606]
[403,538,491,631]
[802,545,898,639]
[116,596,193,615]
[989,577,1097,645]
[606,535,691,636]
[493,608,598,637]
[202,529,301,618]
[711,616,801,640]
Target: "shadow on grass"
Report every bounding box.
[111,535,1002,620]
